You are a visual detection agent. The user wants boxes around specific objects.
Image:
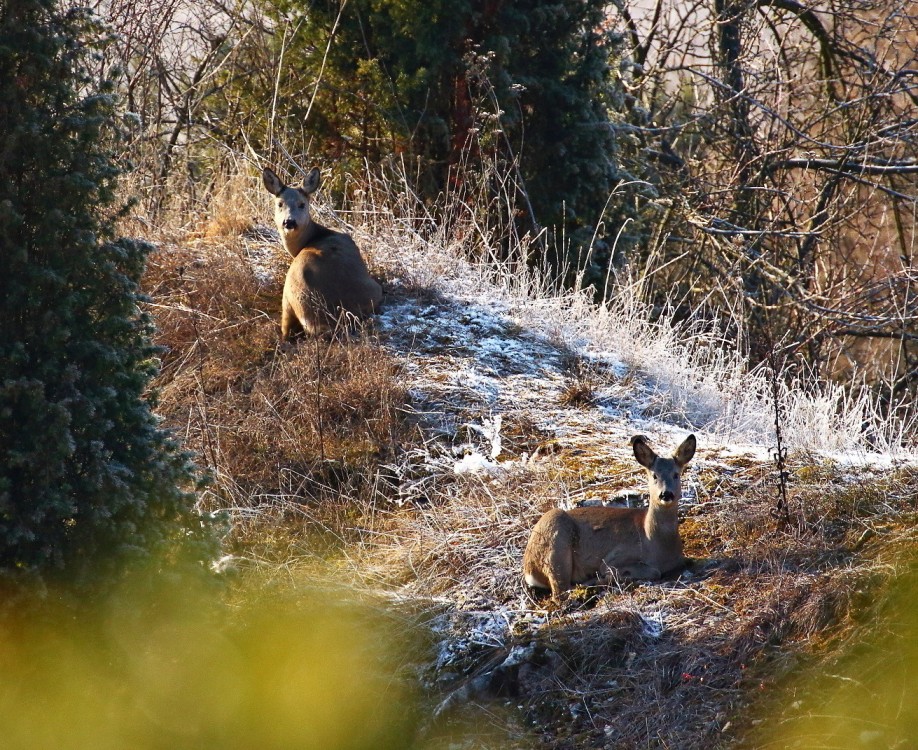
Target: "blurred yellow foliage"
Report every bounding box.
[0,576,420,750]
[756,558,918,748]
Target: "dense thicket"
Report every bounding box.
[213,0,643,277]
[607,0,918,413]
[91,0,917,420]
[0,0,207,594]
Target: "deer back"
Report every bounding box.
[264,166,382,335]
[565,505,652,574]
[286,224,383,320]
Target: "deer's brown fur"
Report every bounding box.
[263,166,382,338]
[523,434,696,602]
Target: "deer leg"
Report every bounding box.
[281,296,307,340]
[546,543,574,603]
[281,298,295,340]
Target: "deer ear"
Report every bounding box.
[302,167,321,195]
[632,435,657,469]
[674,434,696,466]
[262,167,284,196]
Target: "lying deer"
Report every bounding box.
[523,434,696,602]
[262,166,382,338]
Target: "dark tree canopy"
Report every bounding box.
[223,0,641,280]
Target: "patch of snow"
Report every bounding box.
[501,643,538,668]
[241,225,283,284]
[434,609,512,670]
[464,415,503,459]
[640,611,665,639]
[373,230,916,459]
[453,451,503,476]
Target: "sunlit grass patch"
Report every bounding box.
[131,165,918,749]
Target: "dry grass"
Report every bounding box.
[558,352,599,408]
[138,167,918,749]
[402,450,918,748]
[142,233,413,567]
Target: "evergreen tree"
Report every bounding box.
[471,0,639,276]
[0,0,207,594]
[229,0,640,281]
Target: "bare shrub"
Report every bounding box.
[558,353,599,408]
[608,0,918,417]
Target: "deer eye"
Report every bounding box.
[652,472,658,480]
[674,471,680,479]
[298,202,306,209]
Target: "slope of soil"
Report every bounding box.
[146,210,918,749]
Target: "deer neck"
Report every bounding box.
[644,500,680,541]
[281,220,330,258]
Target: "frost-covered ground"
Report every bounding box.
[360,211,916,467]
[366,217,915,738]
[234,205,917,746]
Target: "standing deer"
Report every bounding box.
[523,434,696,602]
[262,166,383,339]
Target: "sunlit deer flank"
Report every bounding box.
[262,166,383,338]
[523,434,696,602]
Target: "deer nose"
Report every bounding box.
[660,490,675,503]
[282,218,298,230]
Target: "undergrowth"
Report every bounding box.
[134,163,918,749]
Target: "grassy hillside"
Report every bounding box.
[129,168,918,748]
